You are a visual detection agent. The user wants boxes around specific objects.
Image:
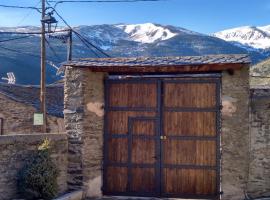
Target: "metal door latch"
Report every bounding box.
[160,136,167,140]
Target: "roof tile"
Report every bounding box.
[64,54,250,68]
[0,83,63,118]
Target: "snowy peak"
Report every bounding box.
[213,25,270,49]
[0,26,40,33]
[116,23,178,43]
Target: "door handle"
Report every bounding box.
[160,136,167,140]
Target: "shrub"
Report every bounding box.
[18,138,59,200]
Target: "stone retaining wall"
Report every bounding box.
[0,133,68,200]
[247,88,270,198]
[221,68,250,200]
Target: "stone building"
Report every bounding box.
[62,54,265,200]
[0,83,64,134]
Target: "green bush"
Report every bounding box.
[18,139,59,200]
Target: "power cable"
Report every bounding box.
[45,38,62,61]
[0,45,60,70]
[0,45,41,59]
[0,35,33,43]
[50,6,108,57]
[0,31,42,35]
[0,45,58,63]
[0,4,41,12]
[2,0,112,58]
[45,1,111,57]
[0,29,70,35]
[48,0,166,8]
[73,32,101,57]
[73,30,110,57]
[17,0,42,26]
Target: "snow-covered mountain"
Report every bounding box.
[116,23,203,43]
[0,23,266,84]
[116,23,178,43]
[213,25,270,50]
[73,23,201,48]
[0,26,40,33]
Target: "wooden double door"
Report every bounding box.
[103,76,221,199]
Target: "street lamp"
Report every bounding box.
[41,11,58,33]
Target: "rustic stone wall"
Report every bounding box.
[64,67,85,191]
[0,93,64,135]
[82,70,105,197]
[64,67,106,198]
[247,89,270,198]
[0,133,68,200]
[221,67,250,200]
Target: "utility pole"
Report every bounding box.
[40,0,46,132]
[67,29,72,61]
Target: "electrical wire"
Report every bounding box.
[0,45,58,63]
[0,45,41,58]
[74,30,111,57]
[76,30,111,57]
[45,1,111,57]
[0,29,70,35]
[0,35,33,43]
[0,31,42,35]
[45,38,62,61]
[0,4,41,12]
[48,0,166,8]
[50,6,108,57]
[49,0,164,1]
[17,0,42,26]
[73,32,101,57]
[0,45,61,71]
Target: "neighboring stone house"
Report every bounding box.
[0,83,64,134]
[62,54,257,200]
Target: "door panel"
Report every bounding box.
[107,166,128,192]
[108,138,128,163]
[109,82,157,108]
[163,112,216,136]
[163,140,216,166]
[132,120,156,136]
[164,82,216,108]
[131,138,156,164]
[163,168,216,195]
[131,167,156,192]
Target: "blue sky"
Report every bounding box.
[0,0,270,33]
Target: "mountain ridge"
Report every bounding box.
[213,25,270,51]
[0,23,267,84]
